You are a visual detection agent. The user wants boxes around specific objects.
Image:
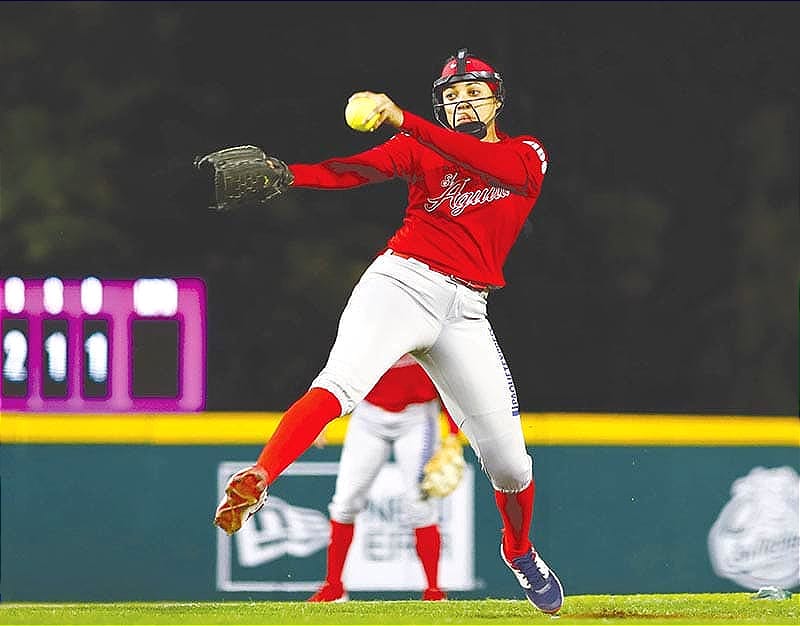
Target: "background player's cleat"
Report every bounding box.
[214,465,269,535]
[501,544,564,614]
[422,587,447,601]
[307,580,349,602]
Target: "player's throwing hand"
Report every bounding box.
[347,92,405,130]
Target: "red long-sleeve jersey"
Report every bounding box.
[289,111,548,288]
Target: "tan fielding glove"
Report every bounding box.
[421,434,466,498]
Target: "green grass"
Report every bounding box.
[0,594,797,625]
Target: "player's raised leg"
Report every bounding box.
[214,388,340,535]
[215,268,439,535]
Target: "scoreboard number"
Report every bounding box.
[0,277,206,412]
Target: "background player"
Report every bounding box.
[308,354,461,602]
[212,48,564,614]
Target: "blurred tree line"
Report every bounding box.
[0,2,797,414]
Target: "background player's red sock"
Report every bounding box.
[414,524,442,589]
[494,479,535,559]
[325,520,355,585]
[257,387,342,482]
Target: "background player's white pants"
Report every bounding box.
[328,398,441,527]
[312,252,532,493]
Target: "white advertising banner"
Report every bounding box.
[344,462,475,591]
[216,461,476,593]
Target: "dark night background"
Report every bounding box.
[0,2,797,415]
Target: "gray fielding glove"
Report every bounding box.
[194,145,293,211]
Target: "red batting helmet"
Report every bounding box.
[432,48,506,137]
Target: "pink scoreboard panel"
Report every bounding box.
[0,277,206,412]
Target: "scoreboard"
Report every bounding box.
[1,277,206,412]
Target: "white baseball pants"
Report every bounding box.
[312,251,532,492]
[328,398,441,526]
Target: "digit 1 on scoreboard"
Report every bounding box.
[82,319,109,399]
[42,319,69,398]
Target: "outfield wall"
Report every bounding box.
[1,413,798,601]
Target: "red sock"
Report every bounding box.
[257,387,342,482]
[494,479,535,560]
[325,520,355,585]
[414,524,441,589]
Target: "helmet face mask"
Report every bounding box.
[440,92,499,137]
[432,48,505,138]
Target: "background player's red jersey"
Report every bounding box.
[364,354,437,412]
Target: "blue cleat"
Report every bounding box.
[501,544,564,614]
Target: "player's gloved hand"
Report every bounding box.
[421,434,466,498]
[194,145,294,211]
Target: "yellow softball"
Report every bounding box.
[344,95,380,132]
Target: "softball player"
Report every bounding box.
[309,354,457,602]
[215,48,563,614]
